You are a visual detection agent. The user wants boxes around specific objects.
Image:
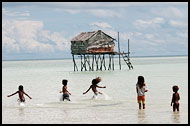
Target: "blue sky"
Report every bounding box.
[2,2,188,60]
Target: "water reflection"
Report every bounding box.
[18,107,25,117]
[137,110,147,124]
[171,111,180,123]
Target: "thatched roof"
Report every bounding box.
[71,30,115,42]
[71,31,97,42]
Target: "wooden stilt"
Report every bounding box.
[72,54,78,71]
[112,54,114,70]
[92,55,94,71]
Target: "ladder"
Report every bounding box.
[121,52,133,70]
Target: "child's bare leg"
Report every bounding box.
[143,104,145,109]
[139,103,141,109]
[177,104,179,111]
[173,105,176,112]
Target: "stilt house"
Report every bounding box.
[71,30,116,54]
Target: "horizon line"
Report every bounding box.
[2,54,188,62]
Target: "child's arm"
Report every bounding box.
[64,87,71,95]
[178,93,180,100]
[60,86,64,93]
[96,85,106,88]
[171,94,174,106]
[23,92,32,99]
[83,86,91,95]
[144,83,148,92]
[7,91,18,97]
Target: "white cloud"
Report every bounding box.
[63,9,80,14]
[169,20,187,27]
[90,22,112,29]
[151,7,187,19]
[3,8,30,17]
[88,9,122,18]
[133,17,164,28]
[59,8,122,18]
[2,19,70,54]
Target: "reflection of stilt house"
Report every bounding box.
[71,30,133,71]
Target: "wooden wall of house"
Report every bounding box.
[71,41,88,54]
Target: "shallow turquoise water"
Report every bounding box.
[2,56,188,124]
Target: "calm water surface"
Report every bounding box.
[2,56,188,124]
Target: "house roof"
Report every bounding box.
[71,30,115,42]
[71,31,97,42]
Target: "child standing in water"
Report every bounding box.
[171,85,180,112]
[83,77,106,98]
[60,79,71,101]
[136,76,148,109]
[7,85,32,102]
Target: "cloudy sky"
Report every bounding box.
[2,2,188,60]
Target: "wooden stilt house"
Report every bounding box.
[71,30,116,54]
[70,30,133,71]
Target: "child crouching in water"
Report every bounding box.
[83,77,106,98]
[7,85,32,103]
[136,76,148,109]
[171,85,180,112]
[60,79,71,101]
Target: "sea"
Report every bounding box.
[2,56,188,124]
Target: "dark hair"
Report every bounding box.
[92,77,102,85]
[137,76,145,88]
[18,85,23,91]
[62,79,68,86]
[92,79,98,85]
[172,85,179,93]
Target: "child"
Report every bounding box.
[7,85,32,102]
[171,85,180,112]
[83,77,106,97]
[60,79,71,101]
[136,76,148,109]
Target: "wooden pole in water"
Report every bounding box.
[118,32,121,70]
[72,54,78,71]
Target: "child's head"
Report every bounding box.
[18,85,23,91]
[92,77,102,85]
[172,85,179,93]
[137,76,145,88]
[96,77,102,83]
[62,79,68,86]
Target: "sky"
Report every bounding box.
[2,2,188,60]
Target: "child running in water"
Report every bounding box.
[136,76,148,109]
[7,85,32,102]
[171,85,180,112]
[60,79,71,101]
[83,77,106,98]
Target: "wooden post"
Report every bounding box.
[92,55,94,71]
[81,54,83,71]
[112,54,114,70]
[103,54,106,70]
[108,54,111,70]
[118,32,121,70]
[72,54,78,71]
[83,54,87,71]
[86,55,91,71]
